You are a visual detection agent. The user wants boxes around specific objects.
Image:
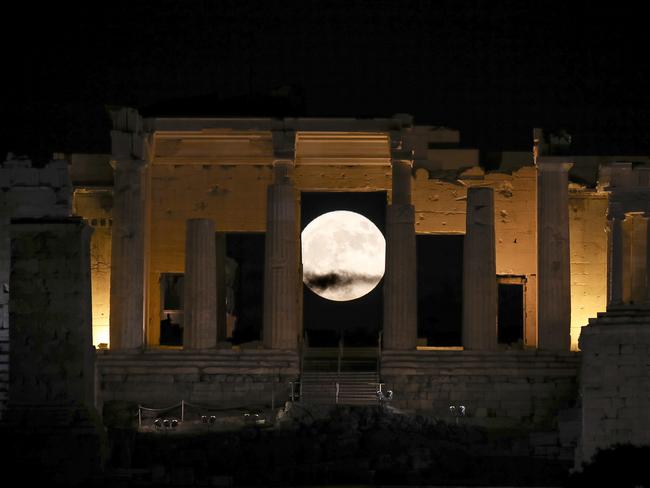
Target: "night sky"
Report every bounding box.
[3,1,649,164]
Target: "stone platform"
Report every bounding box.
[97,349,299,411]
[381,349,580,426]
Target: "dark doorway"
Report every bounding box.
[160,273,184,346]
[301,191,386,347]
[498,282,525,345]
[417,235,463,346]
[226,233,265,344]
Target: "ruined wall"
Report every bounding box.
[569,189,608,350]
[97,349,299,409]
[73,189,113,346]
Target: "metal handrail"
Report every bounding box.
[377,330,383,380]
[337,334,343,376]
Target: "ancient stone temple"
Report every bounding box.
[2,107,650,473]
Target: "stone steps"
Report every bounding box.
[300,371,380,406]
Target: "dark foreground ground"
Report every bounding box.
[3,404,649,487]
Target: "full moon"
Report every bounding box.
[301,210,385,301]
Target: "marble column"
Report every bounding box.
[628,214,647,304]
[607,203,625,308]
[537,158,573,350]
[646,208,650,304]
[262,161,299,350]
[109,159,147,350]
[215,233,227,341]
[383,159,417,350]
[462,187,497,350]
[183,219,217,349]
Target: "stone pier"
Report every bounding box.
[383,157,417,350]
[262,161,299,350]
[537,157,573,350]
[462,187,497,350]
[183,219,217,349]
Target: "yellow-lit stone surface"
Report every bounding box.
[147,163,273,345]
[569,190,608,350]
[70,126,613,350]
[73,189,112,346]
[413,166,539,346]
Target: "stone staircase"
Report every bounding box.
[300,371,380,406]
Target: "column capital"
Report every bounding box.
[272,158,295,167]
[272,130,296,160]
[272,159,295,185]
[536,156,573,172]
[390,131,415,163]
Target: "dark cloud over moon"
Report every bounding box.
[304,271,383,293]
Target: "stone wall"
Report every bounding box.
[0,156,72,419]
[569,188,608,350]
[0,157,72,218]
[578,311,650,466]
[2,218,101,484]
[8,219,94,407]
[98,349,299,411]
[381,350,580,426]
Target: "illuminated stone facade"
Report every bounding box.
[5,108,649,468]
[66,109,643,353]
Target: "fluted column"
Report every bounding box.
[645,207,650,304]
[383,158,417,350]
[215,233,227,341]
[183,219,217,349]
[109,158,147,350]
[628,214,647,304]
[462,187,497,350]
[262,161,299,350]
[608,203,625,307]
[537,158,573,350]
